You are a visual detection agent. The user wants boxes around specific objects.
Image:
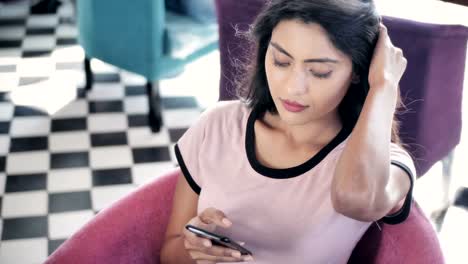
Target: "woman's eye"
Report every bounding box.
[273,60,290,67]
[311,71,332,79]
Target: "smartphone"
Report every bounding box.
[185,224,253,256]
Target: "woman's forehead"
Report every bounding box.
[270,19,348,63]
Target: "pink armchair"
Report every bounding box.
[45,168,444,264]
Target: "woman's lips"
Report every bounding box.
[281,99,309,113]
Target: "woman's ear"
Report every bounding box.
[351,73,360,84]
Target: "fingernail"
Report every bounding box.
[222,218,232,226]
[243,255,254,261]
[204,240,211,247]
[231,251,241,258]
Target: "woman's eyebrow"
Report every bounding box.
[270,41,339,64]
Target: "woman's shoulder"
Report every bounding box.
[200,100,251,122]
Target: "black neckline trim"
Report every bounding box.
[245,106,352,179]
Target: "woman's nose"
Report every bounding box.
[287,70,308,96]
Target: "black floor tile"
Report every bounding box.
[51,117,87,132]
[49,191,92,213]
[0,156,5,172]
[22,50,52,58]
[90,132,127,147]
[89,101,123,113]
[128,115,148,127]
[454,187,468,210]
[49,239,66,255]
[94,73,120,83]
[92,168,132,186]
[56,38,77,46]
[0,92,9,102]
[5,173,47,192]
[132,147,171,163]
[10,136,48,152]
[125,85,146,96]
[26,27,55,35]
[2,216,48,240]
[50,152,89,169]
[162,96,199,109]
[14,105,48,116]
[168,128,187,142]
[0,18,26,27]
[0,39,22,48]
[0,121,10,134]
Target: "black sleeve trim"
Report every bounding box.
[174,144,201,195]
[380,160,414,225]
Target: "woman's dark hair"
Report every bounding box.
[236,0,405,145]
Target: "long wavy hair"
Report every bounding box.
[235,0,405,145]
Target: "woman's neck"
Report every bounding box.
[261,110,343,148]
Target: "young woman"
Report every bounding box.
[161,0,415,263]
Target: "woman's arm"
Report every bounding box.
[330,85,410,222]
[330,23,411,222]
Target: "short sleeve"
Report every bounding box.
[174,110,212,195]
[380,143,417,225]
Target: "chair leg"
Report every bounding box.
[84,57,93,91]
[146,81,163,133]
[431,149,455,231]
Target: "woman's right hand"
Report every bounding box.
[182,207,254,263]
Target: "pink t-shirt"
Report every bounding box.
[175,100,416,263]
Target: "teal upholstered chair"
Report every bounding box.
[77,0,219,132]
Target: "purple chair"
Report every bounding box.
[45,168,444,264]
[215,0,468,178]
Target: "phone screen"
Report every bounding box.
[185,225,253,256]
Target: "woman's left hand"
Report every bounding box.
[368,23,407,91]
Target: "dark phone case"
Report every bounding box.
[185,225,253,256]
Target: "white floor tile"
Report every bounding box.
[2,191,48,218]
[90,58,120,74]
[0,102,14,121]
[26,15,59,29]
[49,131,90,152]
[6,151,49,174]
[0,238,48,264]
[56,24,77,39]
[91,184,136,211]
[51,46,84,64]
[163,108,202,129]
[0,173,6,195]
[0,1,28,19]
[132,162,175,186]
[53,99,88,118]
[21,35,56,51]
[48,210,94,240]
[90,146,132,169]
[86,83,124,101]
[124,96,148,114]
[17,57,54,77]
[88,114,127,133]
[439,206,468,264]
[48,168,92,193]
[10,117,50,137]
[0,72,19,92]
[0,26,26,40]
[127,127,170,147]
[0,136,10,156]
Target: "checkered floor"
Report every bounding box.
[1,0,468,263]
[0,1,221,263]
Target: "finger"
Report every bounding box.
[186,242,244,259]
[189,250,249,262]
[183,229,213,248]
[199,207,233,228]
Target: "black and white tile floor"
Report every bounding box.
[0,0,467,263]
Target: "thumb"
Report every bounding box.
[199,207,233,228]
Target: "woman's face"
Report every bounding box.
[265,19,354,126]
